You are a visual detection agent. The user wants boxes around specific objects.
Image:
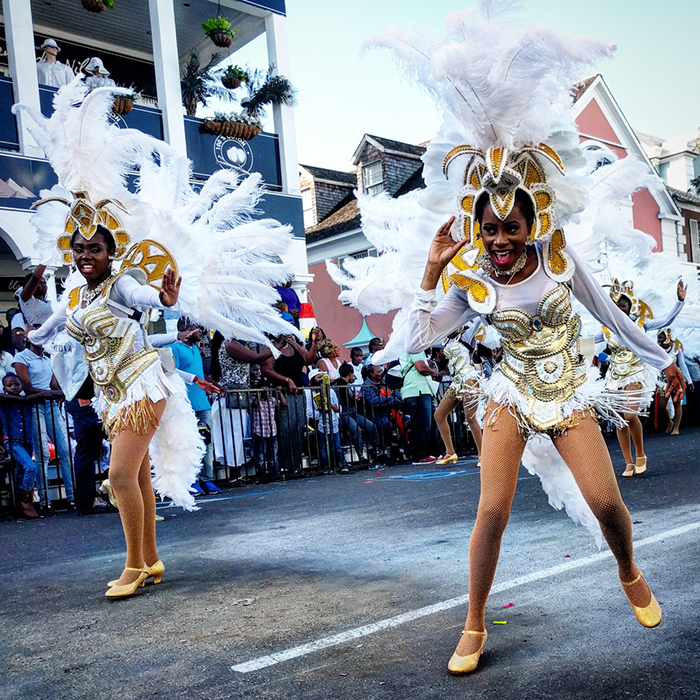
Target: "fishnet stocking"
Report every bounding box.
[553,412,650,608]
[458,402,525,655]
[463,398,482,457]
[435,389,458,456]
[456,405,650,657]
[108,399,165,586]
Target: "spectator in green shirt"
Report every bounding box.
[402,351,444,465]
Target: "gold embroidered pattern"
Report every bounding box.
[490,283,588,432]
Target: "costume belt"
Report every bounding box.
[605,336,645,391]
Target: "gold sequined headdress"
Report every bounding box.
[443,144,565,246]
[31,190,131,264]
[606,278,653,326]
[439,144,573,311]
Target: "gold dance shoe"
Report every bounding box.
[99,479,119,509]
[621,571,662,628]
[621,464,635,477]
[634,456,647,475]
[436,453,458,466]
[108,560,164,588]
[448,630,487,674]
[105,567,148,599]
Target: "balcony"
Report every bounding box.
[0,76,301,235]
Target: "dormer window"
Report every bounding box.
[362,161,383,196]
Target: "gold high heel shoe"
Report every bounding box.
[634,456,647,475]
[621,463,635,477]
[108,560,164,587]
[448,630,487,674]
[99,479,119,509]
[621,571,662,628]
[105,567,148,598]
[436,453,458,466]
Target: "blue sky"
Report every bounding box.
[230,0,700,172]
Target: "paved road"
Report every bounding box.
[2,428,700,700]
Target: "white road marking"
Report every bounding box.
[231,520,700,673]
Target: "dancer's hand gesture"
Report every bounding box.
[160,268,182,307]
[421,217,467,290]
[677,279,687,301]
[663,363,686,401]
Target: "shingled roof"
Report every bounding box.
[299,165,356,186]
[571,75,598,103]
[305,198,360,243]
[668,186,700,206]
[352,134,426,164]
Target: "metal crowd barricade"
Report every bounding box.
[0,378,482,516]
[209,379,480,483]
[0,395,77,517]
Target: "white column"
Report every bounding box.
[265,12,300,195]
[4,0,43,158]
[148,0,187,157]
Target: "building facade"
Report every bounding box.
[303,135,426,354]
[304,75,699,355]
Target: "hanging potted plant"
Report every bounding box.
[113,89,138,116]
[202,15,237,49]
[220,65,248,91]
[201,110,262,140]
[241,64,296,120]
[180,51,233,117]
[81,0,114,12]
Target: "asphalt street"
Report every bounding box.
[2,427,700,700]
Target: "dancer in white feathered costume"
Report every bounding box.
[17,77,299,598]
[336,1,687,673]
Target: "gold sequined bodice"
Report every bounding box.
[489,283,587,431]
[603,331,645,390]
[65,279,158,405]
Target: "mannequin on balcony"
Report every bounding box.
[36,38,74,88]
[84,57,116,92]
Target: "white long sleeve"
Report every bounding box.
[677,349,692,383]
[644,298,685,332]
[27,306,68,347]
[568,248,672,371]
[405,286,479,354]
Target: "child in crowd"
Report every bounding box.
[250,365,285,480]
[306,368,347,472]
[0,373,39,518]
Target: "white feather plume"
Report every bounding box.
[17,76,300,350]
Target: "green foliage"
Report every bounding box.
[690,175,700,196]
[243,65,296,118]
[201,15,236,38]
[181,51,234,114]
[223,64,249,82]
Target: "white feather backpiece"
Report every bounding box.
[363,0,614,151]
[15,76,299,349]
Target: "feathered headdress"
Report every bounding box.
[13,76,300,349]
[362,0,615,305]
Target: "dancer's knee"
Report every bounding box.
[475,501,512,535]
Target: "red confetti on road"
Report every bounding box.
[502,603,514,608]
[364,480,374,484]
[564,554,571,558]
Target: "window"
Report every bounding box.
[301,187,314,228]
[582,142,613,171]
[689,218,700,263]
[362,161,383,196]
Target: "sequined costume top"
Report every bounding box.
[596,298,684,392]
[407,244,673,434]
[27,271,175,434]
[444,340,480,398]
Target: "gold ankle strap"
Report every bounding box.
[124,566,145,573]
[461,629,487,635]
[621,571,643,587]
